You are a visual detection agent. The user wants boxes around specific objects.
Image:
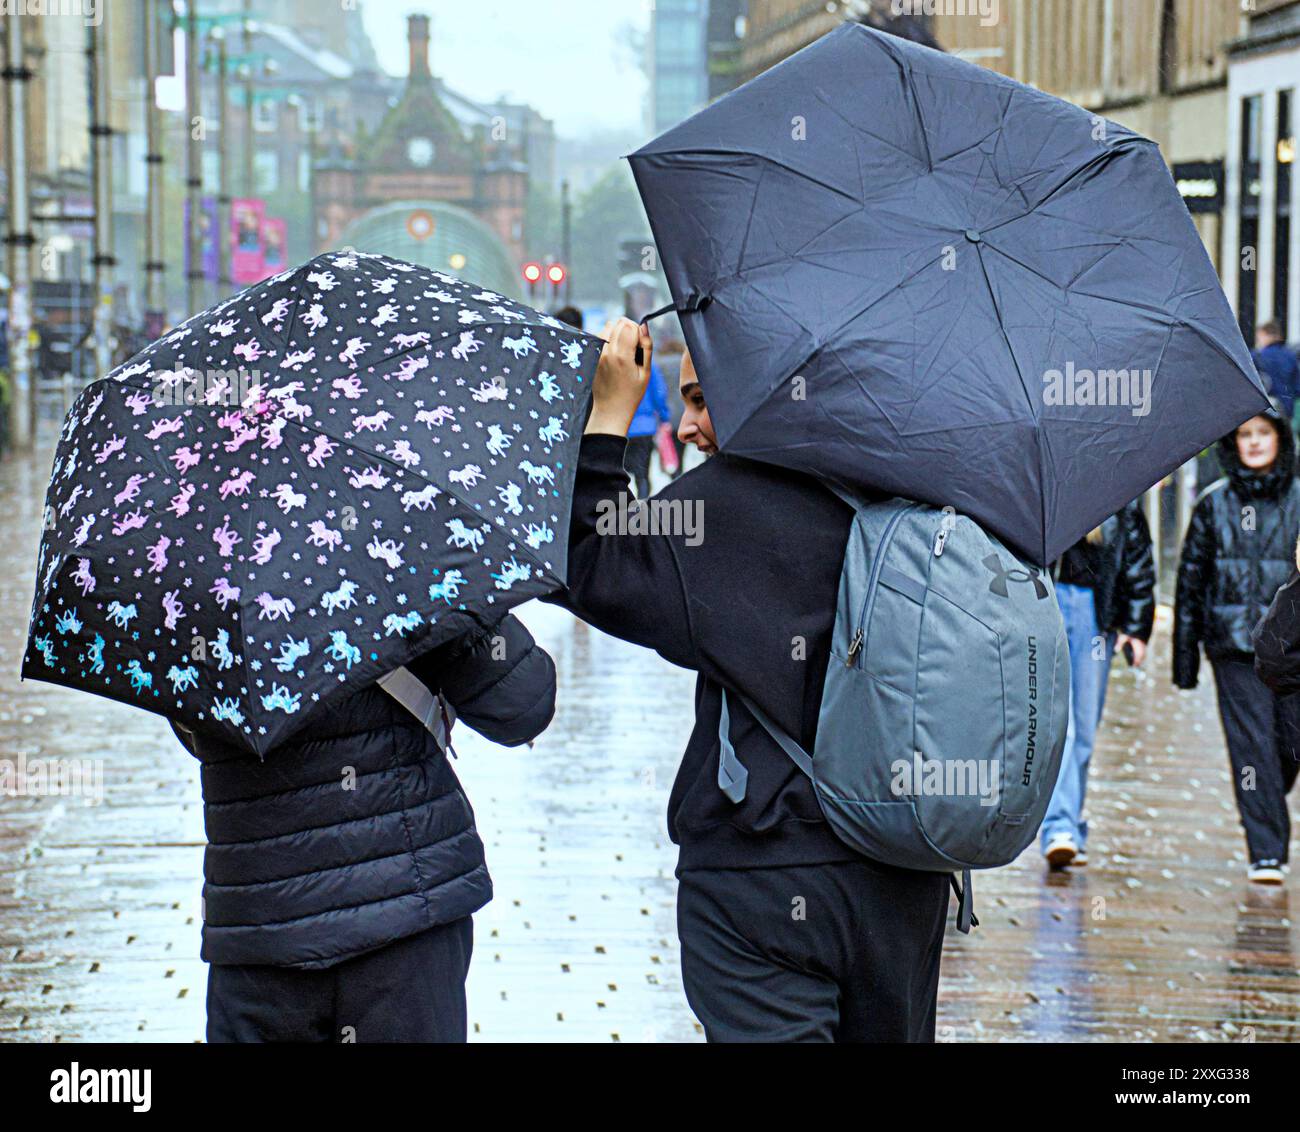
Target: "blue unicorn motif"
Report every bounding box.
[272,635,311,673]
[428,569,466,605]
[491,557,533,592]
[212,697,245,726]
[83,633,105,676]
[325,630,361,670]
[54,609,83,635]
[34,633,57,668]
[167,664,199,694]
[211,628,235,672]
[261,683,302,714]
[106,600,138,630]
[382,610,423,638]
[124,659,153,695]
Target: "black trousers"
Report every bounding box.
[624,434,656,499]
[1212,658,1300,864]
[677,860,949,1042]
[206,917,473,1043]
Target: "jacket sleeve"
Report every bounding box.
[1117,502,1156,641]
[542,433,696,670]
[650,363,670,425]
[1173,497,1214,689]
[405,613,556,747]
[1254,571,1300,695]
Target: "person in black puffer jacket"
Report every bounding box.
[1174,411,1300,884]
[1039,499,1155,870]
[171,611,556,1042]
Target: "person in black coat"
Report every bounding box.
[548,320,949,1043]
[1040,501,1155,869]
[1174,411,1300,884]
[172,612,556,1042]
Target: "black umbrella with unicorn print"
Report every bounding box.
[21,250,600,756]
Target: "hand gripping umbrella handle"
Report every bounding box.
[636,291,711,365]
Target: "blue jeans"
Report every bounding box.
[1040,583,1115,852]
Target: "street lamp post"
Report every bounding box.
[89,11,116,379]
[184,1,204,315]
[143,0,167,339]
[4,14,36,449]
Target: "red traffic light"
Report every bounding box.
[522,262,543,284]
[547,263,566,286]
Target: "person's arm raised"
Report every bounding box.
[586,318,653,437]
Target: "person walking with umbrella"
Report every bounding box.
[23,251,603,1040]
[1040,503,1155,869]
[551,320,950,1042]
[1174,411,1300,885]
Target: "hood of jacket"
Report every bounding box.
[1216,410,1297,501]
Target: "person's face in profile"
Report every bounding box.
[677,351,717,455]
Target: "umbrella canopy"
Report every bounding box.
[22,251,600,755]
[629,23,1269,565]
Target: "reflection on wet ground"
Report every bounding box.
[0,443,1296,1042]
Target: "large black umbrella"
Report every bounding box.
[629,23,1268,565]
[22,252,600,755]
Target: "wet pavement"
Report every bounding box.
[1,437,1297,1043]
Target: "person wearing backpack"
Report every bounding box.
[1174,411,1300,885]
[1040,502,1155,869]
[548,319,958,1042]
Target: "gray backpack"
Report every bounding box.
[719,498,1069,932]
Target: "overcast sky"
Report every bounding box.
[361,0,652,139]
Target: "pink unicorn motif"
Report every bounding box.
[392,332,430,349]
[71,557,96,596]
[114,474,146,507]
[339,337,369,365]
[171,446,202,474]
[124,390,152,416]
[332,375,365,399]
[224,423,261,453]
[146,417,184,440]
[94,435,126,464]
[255,592,296,622]
[217,408,244,431]
[348,466,390,490]
[415,406,456,428]
[219,469,256,499]
[305,435,337,468]
[393,355,429,382]
[261,296,291,327]
[146,534,171,574]
[212,520,243,557]
[167,483,196,518]
[260,416,287,449]
[234,339,264,364]
[210,577,241,610]
[112,510,148,536]
[251,528,281,565]
[352,409,393,433]
[305,520,342,552]
[161,589,185,631]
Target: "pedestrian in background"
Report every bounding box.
[1174,411,1300,885]
[1041,501,1155,869]
[1253,320,1299,423]
[624,352,670,498]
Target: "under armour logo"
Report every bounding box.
[982,553,1049,600]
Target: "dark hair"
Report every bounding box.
[553,305,583,329]
[1258,319,1284,340]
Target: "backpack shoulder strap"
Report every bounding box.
[719,688,814,780]
[377,666,456,755]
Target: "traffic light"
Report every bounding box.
[547,263,566,288]
[522,261,542,300]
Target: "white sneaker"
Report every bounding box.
[1044,833,1077,869]
[1073,849,1088,867]
[1248,860,1285,886]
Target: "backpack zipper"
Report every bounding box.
[846,503,919,667]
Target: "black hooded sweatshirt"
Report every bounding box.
[1174,412,1300,689]
[548,434,865,870]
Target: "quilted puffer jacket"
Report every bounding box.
[1174,414,1300,689]
[1053,499,1156,640]
[172,613,555,969]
